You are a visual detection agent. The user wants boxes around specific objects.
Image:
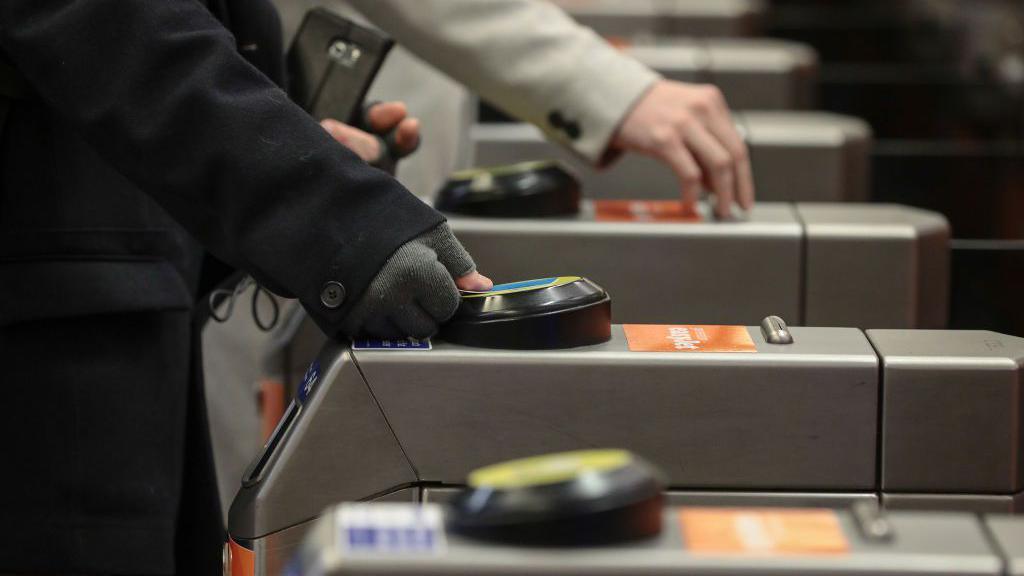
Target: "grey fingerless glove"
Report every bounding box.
[340,222,476,339]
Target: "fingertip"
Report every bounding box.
[477,273,494,291]
[396,118,421,152]
[369,101,408,131]
[456,271,492,292]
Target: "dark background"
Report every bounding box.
[768,0,1024,336]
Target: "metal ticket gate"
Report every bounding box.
[550,0,766,38]
[619,38,818,110]
[228,326,1024,574]
[448,202,949,329]
[293,505,1024,576]
[470,112,872,203]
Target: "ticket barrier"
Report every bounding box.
[550,0,766,38]
[293,503,1024,576]
[448,201,949,329]
[228,323,1024,574]
[621,38,818,110]
[470,112,872,203]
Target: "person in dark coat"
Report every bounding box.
[0,0,490,574]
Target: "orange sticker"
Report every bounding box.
[593,200,702,223]
[227,537,255,576]
[623,324,756,353]
[680,508,849,555]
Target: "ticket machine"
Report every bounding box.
[228,294,1023,574]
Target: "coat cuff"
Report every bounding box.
[535,33,661,164]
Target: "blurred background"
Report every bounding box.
[274,0,1024,338]
[768,0,1024,337]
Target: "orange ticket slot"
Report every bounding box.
[623,324,756,353]
[259,379,286,442]
[679,508,850,555]
[593,200,702,223]
[227,537,256,576]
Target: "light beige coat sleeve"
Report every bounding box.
[346,0,661,163]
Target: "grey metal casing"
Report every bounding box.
[882,493,1024,514]
[447,202,950,328]
[987,516,1024,575]
[469,112,871,203]
[550,0,766,38]
[422,486,876,509]
[449,202,801,325]
[296,505,1001,576]
[232,325,879,540]
[620,38,818,109]
[355,326,879,491]
[799,204,950,329]
[252,490,880,576]
[229,344,418,541]
[868,330,1024,495]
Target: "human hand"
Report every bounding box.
[610,80,755,218]
[340,223,493,339]
[320,101,421,164]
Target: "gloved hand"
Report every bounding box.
[340,222,492,339]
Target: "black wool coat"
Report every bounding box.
[0,0,442,574]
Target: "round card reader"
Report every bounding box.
[439,276,611,349]
[448,449,665,545]
[434,160,581,217]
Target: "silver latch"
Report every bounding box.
[760,315,793,344]
[852,501,895,542]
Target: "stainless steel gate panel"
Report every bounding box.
[551,0,766,38]
[868,329,1024,494]
[448,201,949,328]
[448,202,803,325]
[882,493,1024,514]
[799,203,950,329]
[229,344,418,541]
[987,516,1024,575]
[295,506,1001,576]
[469,112,871,202]
[423,486,876,509]
[619,38,818,109]
[702,39,817,109]
[742,111,871,202]
[354,325,879,490]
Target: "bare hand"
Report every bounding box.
[611,80,755,217]
[320,101,421,163]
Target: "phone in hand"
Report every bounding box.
[287,8,394,124]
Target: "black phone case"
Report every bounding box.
[287,8,394,125]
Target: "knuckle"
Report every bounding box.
[681,169,702,187]
[711,153,733,173]
[702,85,725,103]
[673,114,694,131]
[650,126,676,148]
[730,143,749,163]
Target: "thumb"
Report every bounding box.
[320,119,381,163]
[455,271,493,292]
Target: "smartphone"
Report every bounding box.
[287,8,394,124]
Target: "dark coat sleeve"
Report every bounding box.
[0,0,443,335]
